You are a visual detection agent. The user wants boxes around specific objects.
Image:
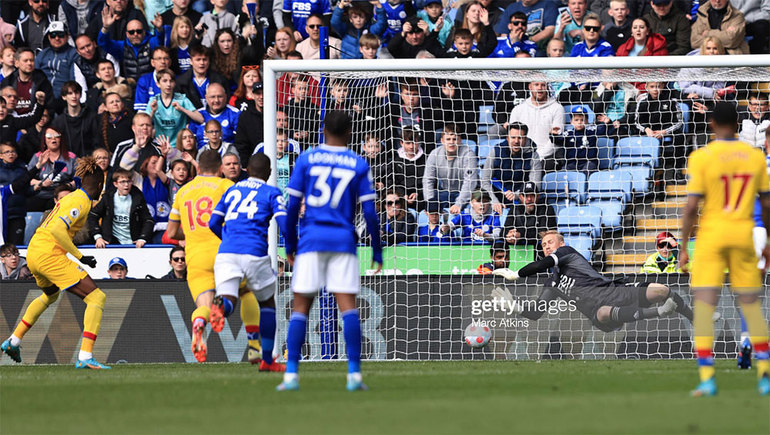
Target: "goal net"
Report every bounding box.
[263,56,770,361]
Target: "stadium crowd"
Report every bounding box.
[0,0,769,269]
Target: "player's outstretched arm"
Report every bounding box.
[47,218,85,262]
[362,199,383,272]
[493,255,556,281]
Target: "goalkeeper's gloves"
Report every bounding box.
[80,255,97,268]
[492,268,519,281]
[491,286,523,315]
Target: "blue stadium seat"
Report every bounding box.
[557,205,602,239]
[586,170,633,230]
[563,234,593,261]
[478,105,496,133]
[477,138,504,167]
[613,137,660,168]
[462,139,477,156]
[541,171,587,215]
[624,166,654,196]
[679,102,691,134]
[24,212,44,245]
[563,105,596,124]
[596,137,615,170]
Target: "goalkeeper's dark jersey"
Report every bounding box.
[547,246,614,298]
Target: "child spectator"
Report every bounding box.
[440,190,501,244]
[89,168,154,248]
[0,244,32,280]
[174,127,199,174]
[331,0,387,59]
[175,44,229,109]
[282,75,319,148]
[0,46,16,82]
[570,13,614,57]
[602,0,632,51]
[229,66,261,111]
[491,11,538,58]
[360,133,390,194]
[170,15,195,73]
[134,47,174,112]
[106,257,132,279]
[381,189,417,246]
[146,69,204,147]
[132,154,171,243]
[197,0,240,47]
[450,1,496,57]
[445,27,495,57]
[553,0,589,55]
[552,106,607,174]
[98,92,134,153]
[198,119,236,157]
[417,0,453,48]
[86,59,132,114]
[358,33,381,59]
[167,158,190,203]
[380,0,416,47]
[265,27,297,59]
[417,201,446,244]
[51,81,99,157]
[276,51,321,106]
[392,127,427,210]
[274,128,295,197]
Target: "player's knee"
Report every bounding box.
[646,284,669,302]
[596,306,612,323]
[43,290,60,305]
[737,293,759,304]
[84,288,106,310]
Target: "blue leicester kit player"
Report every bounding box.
[277,111,383,391]
[208,154,288,372]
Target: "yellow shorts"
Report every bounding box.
[26,250,88,290]
[691,239,761,292]
[187,265,215,302]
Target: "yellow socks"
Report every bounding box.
[80,289,105,360]
[240,291,261,350]
[13,291,60,340]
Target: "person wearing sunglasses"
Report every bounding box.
[0,244,32,280]
[97,9,165,82]
[553,0,589,54]
[640,231,682,273]
[161,245,187,280]
[491,11,538,58]
[570,14,614,57]
[35,21,78,98]
[13,0,55,52]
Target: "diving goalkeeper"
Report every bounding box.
[492,231,693,332]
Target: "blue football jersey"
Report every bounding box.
[283,0,332,39]
[286,145,376,255]
[449,212,501,242]
[212,177,287,257]
[381,0,409,45]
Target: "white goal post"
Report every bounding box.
[262,55,770,361]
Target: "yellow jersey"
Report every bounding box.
[31,188,93,257]
[687,139,770,239]
[169,175,233,267]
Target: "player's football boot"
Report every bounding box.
[737,340,752,370]
[1,339,21,363]
[75,358,111,369]
[191,323,207,363]
[690,378,717,397]
[209,296,226,333]
[259,360,286,372]
[276,377,300,391]
[346,373,368,391]
[247,345,263,365]
[759,374,770,396]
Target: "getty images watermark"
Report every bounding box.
[470,293,578,328]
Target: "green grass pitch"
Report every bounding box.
[1,360,768,434]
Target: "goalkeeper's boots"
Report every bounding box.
[75,358,111,369]
[276,377,300,391]
[1,339,21,363]
[191,323,207,363]
[346,373,368,391]
[737,339,752,370]
[247,345,262,365]
[259,360,287,372]
[209,296,227,333]
[759,374,770,396]
[690,378,717,397]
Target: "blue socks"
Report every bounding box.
[286,312,307,374]
[260,308,276,364]
[342,309,362,374]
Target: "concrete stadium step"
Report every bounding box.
[665,185,687,197]
[651,198,686,209]
[606,253,649,267]
[637,218,680,231]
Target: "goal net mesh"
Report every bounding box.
[269,64,770,360]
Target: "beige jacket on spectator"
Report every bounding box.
[296,36,342,61]
[691,1,750,54]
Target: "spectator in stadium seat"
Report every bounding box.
[449,1,497,57]
[691,0,750,54]
[91,147,113,199]
[295,14,341,60]
[731,0,770,54]
[380,189,417,246]
[85,0,149,43]
[97,14,165,82]
[444,26,496,58]
[502,181,556,258]
[198,119,236,158]
[331,0,386,60]
[36,21,79,98]
[85,59,132,115]
[196,0,240,48]
[417,201,447,244]
[739,94,770,148]
[615,16,669,56]
[491,11,539,58]
[265,27,298,60]
[281,75,318,149]
[602,0,633,51]
[0,244,32,280]
[552,106,608,174]
[189,83,240,148]
[26,126,78,212]
[114,113,162,172]
[477,240,510,274]
[570,13,615,57]
[0,48,53,117]
[0,89,45,148]
[507,81,564,173]
[233,81,265,162]
[17,108,52,165]
[97,92,134,153]
[89,168,155,248]
[417,0,454,48]
[221,151,247,182]
[229,67,261,112]
[146,69,204,148]
[282,0,332,43]
[275,51,321,107]
[0,47,16,83]
[175,45,229,110]
[632,81,686,182]
[553,0,589,56]
[495,0,559,56]
[423,123,478,215]
[392,127,427,211]
[440,189,501,244]
[387,17,445,59]
[162,245,187,279]
[73,34,121,98]
[106,257,131,279]
[640,231,681,273]
[174,128,199,174]
[134,47,174,112]
[593,81,636,127]
[360,134,390,195]
[51,81,99,157]
[13,0,56,52]
[0,143,29,245]
[210,28,263,93]
[161,0,203,30]
[379,0,416,47]
[131,153,172,243]
[644,0,692,55]
[169,16,195,74]
[167,158,191,203]
[482,122,542,213]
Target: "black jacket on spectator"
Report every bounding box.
[233,105,264,164]
[161,8,202,28]
[161,268,187,280]
[502,201,557,258]
[381,211,417,246]
[387,31,445,59]
[602,20,633,51]
[175,69,229,109]
[60,0,103,40]
[632,89,684,135]
[73,47,113,89]
[0,102,44,146]
[0,70,54,111]
[392,147,427,208]
[282,98,320,149]
[0,160,29,220]
[88,185,155,244]
[17,126,46,165]
[483,142,536,198]
[97,110,134,153]
[493,81,528,125]
[13,12,56,51]
[85,3,147,43]
[51,105,99,157]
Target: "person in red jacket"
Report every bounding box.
[615,17,668,57]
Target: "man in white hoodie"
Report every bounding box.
[508,81,564,172]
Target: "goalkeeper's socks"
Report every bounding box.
[610,306,658,323]
[260,308,276,365]
[286,312,307,374]
[342,309,362,374]
[697,349,716,382]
